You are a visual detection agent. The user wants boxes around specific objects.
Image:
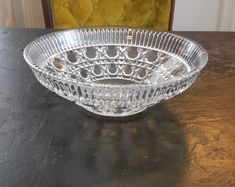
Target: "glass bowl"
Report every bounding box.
[24,27,208,117]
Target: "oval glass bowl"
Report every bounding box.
[24,28,208,117]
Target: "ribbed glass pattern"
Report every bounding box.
[24,28,208,116]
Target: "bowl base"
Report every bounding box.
[80,105,147,117]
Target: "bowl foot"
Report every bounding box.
[80,105,147,117]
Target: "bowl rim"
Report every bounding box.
[23,26,208,89]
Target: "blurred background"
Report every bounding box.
[0,0,234,31]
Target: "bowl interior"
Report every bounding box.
[45,45,191,85]
[25,28,207,87]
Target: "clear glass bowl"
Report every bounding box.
[24,28,208,117]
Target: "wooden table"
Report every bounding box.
[0,28,234,187]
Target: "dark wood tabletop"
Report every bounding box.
[0,28,234,187]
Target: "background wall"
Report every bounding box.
[0,0,45,28]
[173,0,235,31]
[0,0,235,31]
